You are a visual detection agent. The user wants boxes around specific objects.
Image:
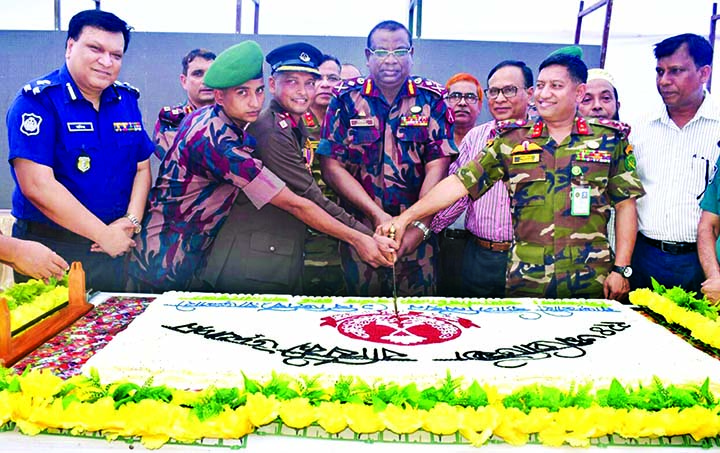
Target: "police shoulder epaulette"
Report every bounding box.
[21,77,59,96]
[495,118,530,135]
[587,117,631,139]
[113,81,141,98]
[412,76,446,97]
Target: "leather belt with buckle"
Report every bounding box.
[473,237,512,252]
[639,233,696,255]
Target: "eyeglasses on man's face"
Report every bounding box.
[484,85,519,99]
[366,48,413,59]
[446,92,479,105]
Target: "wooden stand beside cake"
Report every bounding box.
[0,262,92,367]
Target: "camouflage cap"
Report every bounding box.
[204,40,264,89]
[547,45,584,60]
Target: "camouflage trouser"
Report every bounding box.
[506,241,612,298]
[303,230,346,296]
[339,238,438,297]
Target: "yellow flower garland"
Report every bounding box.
[629,288,720,350]
[1,369,719,450]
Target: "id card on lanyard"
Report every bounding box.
[570,184,591,216]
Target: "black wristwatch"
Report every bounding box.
[612,265,633,279]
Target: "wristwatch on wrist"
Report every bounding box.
[125,213,142,234]
[612,265,633,279]
[411,220,431,241]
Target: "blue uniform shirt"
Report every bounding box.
[6,64,154,226]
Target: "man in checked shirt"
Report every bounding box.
[431,61,535,297]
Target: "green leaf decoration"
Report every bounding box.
[62,394,80,409]
[242,372,262,394]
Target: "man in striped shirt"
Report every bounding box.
[431,61,534,297]
[631,33,720,293]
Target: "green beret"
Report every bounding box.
[547,45,584,60]
[204,40,264,89]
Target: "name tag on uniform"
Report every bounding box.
[570,185,591,216]
[512,153,540,165]
[576,149,612,164]
[113,121,143,132]
[67,122,94,132]
[350,118,376,127]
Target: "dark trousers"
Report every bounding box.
[437,231,468,297]
[630,234,703,294]
[13,219,127,292]
[461,239,508,298]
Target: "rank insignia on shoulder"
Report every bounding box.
[590,117,631,139]
[20,113,42,136]
[512,153,540,164]
[113,122,142,132]
[496,119,529,135]
[511,140,542,154]
[350,118,376,127]
[577,149,612,164]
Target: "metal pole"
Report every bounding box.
[408,0,416,38]
[574,0,584,44]
[599,0,613,68]
[54,0,61,31]
[253,0,259,34]
[709,2,718,92]
[416,0,422,38]
[236,0,242,33]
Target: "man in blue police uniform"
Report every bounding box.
[6,10,154,291]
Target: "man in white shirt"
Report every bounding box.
[631,33,720,293]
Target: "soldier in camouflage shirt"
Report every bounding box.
[318,20,455,296]
[379,53,645,300]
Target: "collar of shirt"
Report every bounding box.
[215,104,248,140]
[269,98,310,137]
[361,77,417,100]
[525,115,594,139]
[654,91,720,127]
[58,63,121,105]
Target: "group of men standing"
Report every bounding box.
[4,9,720,306]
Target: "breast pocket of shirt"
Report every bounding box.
[348,125,381,168]
[396,125,430,167]
[573,157,611,203]
[508,160,548,207]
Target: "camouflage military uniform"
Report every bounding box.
[153,101,196,160]
[200,100,371,295]
[456,116,645,298]
[301,110,346,296]
[318,76,455,296]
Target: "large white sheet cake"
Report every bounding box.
[83,293,720,390]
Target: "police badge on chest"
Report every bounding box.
[77,152,91,173]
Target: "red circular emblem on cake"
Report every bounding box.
[320,311,479,346]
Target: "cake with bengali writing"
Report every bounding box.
[82,292,720,392]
